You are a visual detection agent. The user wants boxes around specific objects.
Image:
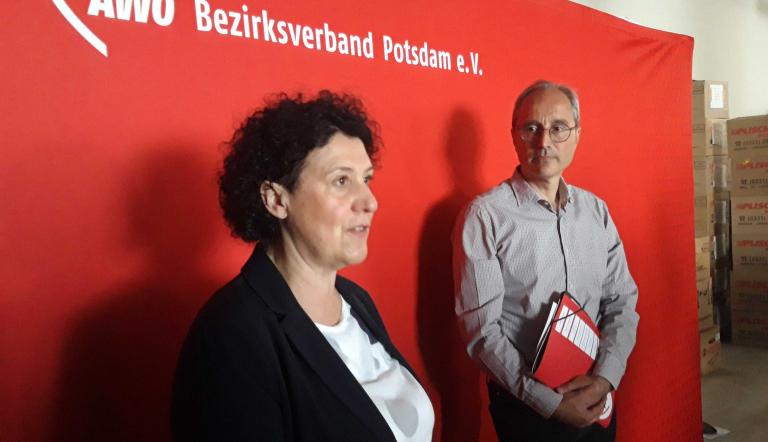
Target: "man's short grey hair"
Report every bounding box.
[512,80,580,128]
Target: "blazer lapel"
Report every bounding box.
[241,246,395,442]
[339,283,417,378]
[280,312,395,441]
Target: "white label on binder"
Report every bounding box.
[555,306,569,333]
[580,327,592,354]
[573,319,584,349]
[562,310,575,338]
[568,316,581,342]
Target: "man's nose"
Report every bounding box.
[534,128,554,148]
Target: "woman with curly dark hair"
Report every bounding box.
[171,91,434,442]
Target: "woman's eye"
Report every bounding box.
[364,175,374,186]
[335,176,348,186]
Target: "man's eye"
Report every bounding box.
[551,124,569,133]
[524,125,540,133]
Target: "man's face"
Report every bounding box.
[512,88,580,182]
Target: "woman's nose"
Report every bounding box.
[355,181,378,213]
[352,183,379,213]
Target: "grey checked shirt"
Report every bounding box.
[452,168,639,418]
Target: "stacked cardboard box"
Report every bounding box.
[700,326,722,375]
[729,120,768,347]
[696,238,714,331]
[692,80,730,373]
[693,157,715,238]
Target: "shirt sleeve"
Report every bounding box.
[452,203,563,418]
[592,204,640,390]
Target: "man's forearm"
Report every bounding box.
[458,312,564,417]
[595,210,640,388]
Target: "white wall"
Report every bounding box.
[571,0,768,118]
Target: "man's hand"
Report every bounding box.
[557,375,612,397]
[551,375,612,428]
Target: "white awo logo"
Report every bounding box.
[53,0,175,57]
[600,390,613,420]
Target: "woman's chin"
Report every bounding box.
[340,247,369,268]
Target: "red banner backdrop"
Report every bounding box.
[2,1,697,440]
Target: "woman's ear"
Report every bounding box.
[260,181,289,219]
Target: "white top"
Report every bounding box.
[314,298,434,442]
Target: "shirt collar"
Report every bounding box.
[509,167,572,211]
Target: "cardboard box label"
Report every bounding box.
[732,276,768,291]
[732,291,768,312]
[731,310,768,327]
[731,296,768,348]
[710,84,724,109]
[728,115,768,158]
[731,154,768,196]
[731,273,768,313]
[733,237,768,268]
[732,325,768,347]
[731,196,768,234]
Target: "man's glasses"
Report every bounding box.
[513,123,578,143]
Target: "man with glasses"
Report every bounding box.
[453,80,638,442]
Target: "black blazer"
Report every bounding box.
[171,245,418,441]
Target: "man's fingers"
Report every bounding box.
[581,399,604,427]
[581,409,601,428]
[556,375,593,394]
[588,395,607,412]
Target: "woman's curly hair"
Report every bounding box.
[219,90,380,244]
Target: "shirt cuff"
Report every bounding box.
[592,351,626,390]
[522,377,564,418]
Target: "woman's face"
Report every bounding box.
[281,132,377,271]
